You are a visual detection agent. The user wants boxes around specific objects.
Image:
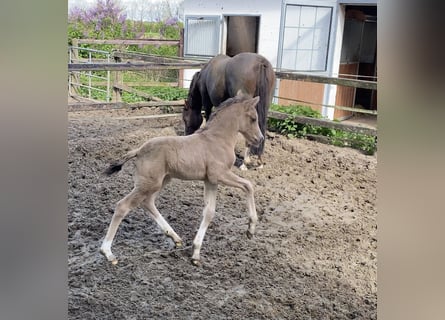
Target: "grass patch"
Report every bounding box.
[76,84,187,104]
[133,86,188,101]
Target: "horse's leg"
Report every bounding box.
[218,171,257,237]
[202,92,213,121]
[239,145,251,171]
[204,106,212,122]
[141,191,183,248]
[191,180,218,265]
[255,151,264,169]
[100,187,146,264]
[241,145,264,170]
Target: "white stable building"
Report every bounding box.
[182,0,377,120]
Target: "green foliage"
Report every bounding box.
[68,2,183,51]
[268,104,377,155]
[68,1,183,56]
[124,44,179,57]
[77,85,108,101]
[136,86,188,101]
[68,24,84,46]
[268,104,329,138]
[68,0,131,42]
[270,104,323,119]
[120,86,187,103]
[69,2,186,105]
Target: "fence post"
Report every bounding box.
[69,39,81,96]
[112,56,123,102]
[178,28,184,88]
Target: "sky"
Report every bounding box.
[68,0,184,21]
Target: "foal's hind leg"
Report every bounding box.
[141,192,183,248]
[218,171,258,237]
[100,187,145,264]
[191,181,218,265]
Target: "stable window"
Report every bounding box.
[184,16,220,57]
[279,5,332,71]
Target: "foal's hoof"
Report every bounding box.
[246,230,254,239]
[175,241,183,248]
[100,249,118,265]
[191,258,201,266]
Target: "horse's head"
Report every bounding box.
[238,96,264,147]
[183,72,203,135]
[183,99,203,135]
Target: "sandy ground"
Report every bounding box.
[68,107,377,319]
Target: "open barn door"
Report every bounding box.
[339,6,377,111]
[223,15,259,56]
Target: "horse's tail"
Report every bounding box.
[250,61,274,156]
[103,148,139,176]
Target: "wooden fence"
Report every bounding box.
[68,45,377,137]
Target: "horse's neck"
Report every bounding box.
[190,89,202,110]
[204,114,239,147]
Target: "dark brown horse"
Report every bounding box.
[182,52,275,169]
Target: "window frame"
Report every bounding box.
[278,4,334,72]
[184,15,221,58]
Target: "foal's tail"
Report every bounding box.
[103,148,139,176]
[250,60,275,156]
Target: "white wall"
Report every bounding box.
[183,0,283,67]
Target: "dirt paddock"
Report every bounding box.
[68,107,377,319]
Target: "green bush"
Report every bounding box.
[268,103,377,155]
[268,104,333,138]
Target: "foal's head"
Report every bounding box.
[237,96,264,147]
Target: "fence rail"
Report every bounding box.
[68,62,206,71]
[112,51,208,63]
[68,62,376,90]
[76,39,180,46]
[275,70,377,90]
[67,43,377,136]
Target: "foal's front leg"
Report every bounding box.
[191,181,218,265]
[219,171,258,237]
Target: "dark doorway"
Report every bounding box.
[225,16,259,57]
[340,6,377,110]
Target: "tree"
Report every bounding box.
[68,0,129,40]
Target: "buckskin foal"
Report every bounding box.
[100,96,263,265]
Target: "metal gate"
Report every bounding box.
[68,46,111,102]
